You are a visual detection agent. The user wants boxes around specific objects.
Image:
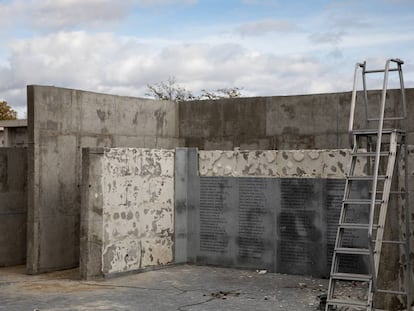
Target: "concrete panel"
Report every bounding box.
[80,148,174,278]
[179,88,414,150]
[80,148,104,279]
[198,149,366,178]
[27,85,180,274]
[0,148,27,266]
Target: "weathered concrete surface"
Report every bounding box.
[0,265,331,311]
[0,120,28,147]
[81,148,174,279]
[180,88,414,150]
[27,85,181,274]
[0,148,27,266]
[198,149,366,178]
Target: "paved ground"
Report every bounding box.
[0,264,328,311]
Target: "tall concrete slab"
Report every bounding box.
[80,148,174,279]
[0,148,27,266]
[27,85,181,274]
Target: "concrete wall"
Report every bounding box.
[80,148,174,279]
[0,148,27,266]
[180,88,414,150]
[27,85,181,274]
[4,127,28,147]
[0,129,4,146]
[0,120,28,147]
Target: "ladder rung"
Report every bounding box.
[343,199,382,205]
[376,289,407,295]
[353,128,405,135]
[364,68,399,73]
[331,272,371,282]
[368,117,405,121]
[352,151,389,157]
[347,175,387,181]
[339,223,372,230]
[380,240,406,245]
[375,191,405,195]
[326,298,368,308]
[335,247,370,255]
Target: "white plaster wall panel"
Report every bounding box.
[100,148,174,275]
[140,237,173,267]
[199,149,367,178]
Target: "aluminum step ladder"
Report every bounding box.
[326,59,412,310]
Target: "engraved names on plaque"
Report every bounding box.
[236,178,275,270]
[199,177,231,253]
[278,179,325,276]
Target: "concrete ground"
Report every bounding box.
[0,264,328,311]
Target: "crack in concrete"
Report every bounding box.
[177,297,215,311]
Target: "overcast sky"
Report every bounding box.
[1,0,414,117]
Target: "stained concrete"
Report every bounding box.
[27,85,181,274]
[0,148,27,266]
[0,265,330,311]
[81,148,174,279]
[179,89,414,150]
[0,120,28,147]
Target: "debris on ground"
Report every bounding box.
[208,290,241,300]
[256,269,267,274]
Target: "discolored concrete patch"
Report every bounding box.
[0,265,329,311]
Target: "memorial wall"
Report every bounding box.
[175,149,369,277]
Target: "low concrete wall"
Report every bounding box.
[80,148,174,279]
[27,85,181,274]
[0,148,27,266]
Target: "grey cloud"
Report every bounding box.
[242,0,278,6]
[0,0,198,30]
[308,31,345,44]
[236,19,297,36]
[33,0,134,29]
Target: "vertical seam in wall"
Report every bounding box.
[100,151,105,276]
[336,100,339,148]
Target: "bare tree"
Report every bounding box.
[199,87,242,100]
[146,77,242,102]
[145,77,196,102]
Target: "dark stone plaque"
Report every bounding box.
[174,149,369,277]
[238,178,267,259]
[199,177,232,254]
[277,179,326,277]
[236,178,275,270]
